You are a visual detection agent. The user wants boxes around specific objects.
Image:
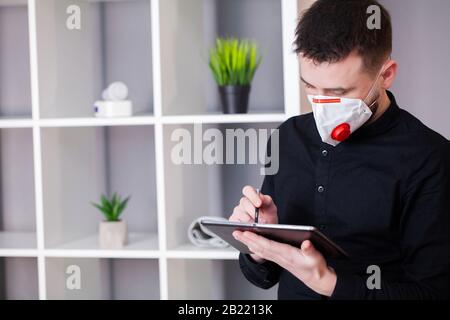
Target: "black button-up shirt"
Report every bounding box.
[238,91,450,299]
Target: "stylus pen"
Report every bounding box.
[255,188,260,223]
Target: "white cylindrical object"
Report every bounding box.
[93,100,133,117]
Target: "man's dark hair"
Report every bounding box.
[294,0,392,75]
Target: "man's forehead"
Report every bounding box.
[299,52,368,89]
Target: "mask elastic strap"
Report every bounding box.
[363,59,390,106]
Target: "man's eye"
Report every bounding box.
[305,83,314,89]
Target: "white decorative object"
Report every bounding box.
[99,220,128,249]
[187,216,230,248]
[102,81,129,101]
[94,100,133,117]
[94,81,133,117]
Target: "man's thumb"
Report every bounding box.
[301,240,318,256]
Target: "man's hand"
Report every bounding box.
[232,231,337,297]
[228,185,278,263]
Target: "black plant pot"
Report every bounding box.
[218,85,251,114]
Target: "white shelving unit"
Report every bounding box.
[0,0,301,299]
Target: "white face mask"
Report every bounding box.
[308,65,386,146]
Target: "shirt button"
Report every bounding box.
[322,150,328,157]
[317,185,325,193]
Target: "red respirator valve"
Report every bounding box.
[331,123,351,141]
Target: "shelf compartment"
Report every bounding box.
[163,122,278,250]
[0,128,37,250]
[159,0,284,116]
[0,1,32,118]
[167,259,277,299]
[45,257,160,299]
[0,257,39,299]
[40,125,158,250]
[35,0,154,118]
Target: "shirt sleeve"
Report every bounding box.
[331,143,450,300]
[239,252,282,289]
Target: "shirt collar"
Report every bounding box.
[349,90,401,140]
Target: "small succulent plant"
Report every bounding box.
[91,192,130,222]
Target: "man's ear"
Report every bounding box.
[381,60,397,89]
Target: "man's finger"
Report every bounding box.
[233,206,253,222]
[240,197,256,218]
[242,185,262,207]
[301,240,312,251]
[232,230,243,238]
[233,230,252,247]
[240,231,296,267]
[300,240,320,258]
[261,194,273,206]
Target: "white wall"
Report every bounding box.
[380,0,450,139]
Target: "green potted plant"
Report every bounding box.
[91,193,131,249]
[209,37,262,114]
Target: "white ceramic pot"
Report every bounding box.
[99,220,128,249]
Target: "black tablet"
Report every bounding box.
[200,219,349,259]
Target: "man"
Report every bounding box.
[229,0,450,299]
